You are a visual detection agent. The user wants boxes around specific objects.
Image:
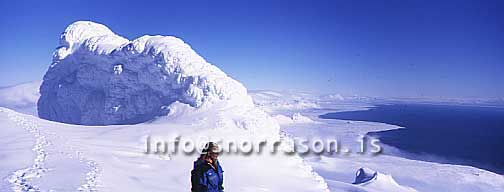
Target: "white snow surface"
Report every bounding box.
[0,104,328,191]
[273,113,317,125]
[38,21,252,125]
[1,84,504,191]
[0,81,40,116]
[251,90,504,192]
[249,90,322,113]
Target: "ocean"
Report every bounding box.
[320,104,504,174]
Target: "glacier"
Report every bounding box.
[38,21,252,125]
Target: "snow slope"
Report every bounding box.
[250,90,504,192]
[249,90,321,113]
[0,81,40,116]
[0,105,329,191]
[2,86,503,191]
[38,21,252,125]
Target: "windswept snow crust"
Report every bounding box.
[38,21,251,125]
[0,106,329,192]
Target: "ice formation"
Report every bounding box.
[352,167,417,192]
[38,21,252,125]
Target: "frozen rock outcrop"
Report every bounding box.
[38,21,252,125]
[353,167,417,192]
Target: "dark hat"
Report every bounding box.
[202,142,219,153]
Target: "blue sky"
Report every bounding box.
[0,0,502,99]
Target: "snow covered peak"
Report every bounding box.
[63,21,115,41]
[39,21,252,125]
[54,21,128,60]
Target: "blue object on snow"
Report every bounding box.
[191,158,224,192]
[353,167,378,184]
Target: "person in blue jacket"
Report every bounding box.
[191,142,224,192]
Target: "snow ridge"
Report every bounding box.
[38,21,252,125]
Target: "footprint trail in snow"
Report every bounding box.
[5,111,100,192]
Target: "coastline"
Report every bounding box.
[318,103,504,175]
